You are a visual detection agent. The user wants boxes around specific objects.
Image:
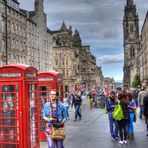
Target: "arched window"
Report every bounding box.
[130,24,133,32]
[130,47,135,58]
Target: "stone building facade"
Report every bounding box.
[0,0,27,66]
[52,23,78,92]
[52,22,100,92]
[139,12,148,86]
[123,0,140,88]
[0,0,53,71]
[80,45,96,90]
[95,66,104,89]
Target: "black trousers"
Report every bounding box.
[118,119,128,141]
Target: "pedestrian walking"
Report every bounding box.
[63,93,71,119]
[132,89,139,107]
[117,91,129,144]
[143,94,148,136]
[138,87,147,119]
[71,92,82,121]
[43,90,67,148]
[88,92,93,109]
[126,92,137,140]
[105,91,119,140]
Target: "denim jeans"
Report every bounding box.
[139,105,143,118]
[127,113,134,134]
[108,113,118,138]
[74,104,81,120]
[65,105,69,117]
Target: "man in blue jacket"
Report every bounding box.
[105,91,119,140]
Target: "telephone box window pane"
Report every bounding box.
[2,85,14,92]
[1,118,16,126]
[40,121,46,132]
[2,85,18,92]
[39,86,50,133]
[29,84,36,91]
[2,109,16,118]
[40,86,49,96]
[2,93,18,109]
[28,84,38,145]
[39,86,49,106]
[0,85,19,146]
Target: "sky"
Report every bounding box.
[19,0,148,82]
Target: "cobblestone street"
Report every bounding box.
[40,97,148,148]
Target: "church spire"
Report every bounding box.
[60,21,67,31]
[127,0,133,6]
[34,0,44,13]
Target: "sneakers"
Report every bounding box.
[123,140,127,144]
[119,140,124,144]
[115,136,120,140]
[119,140,127,144]
[111,137,116,141]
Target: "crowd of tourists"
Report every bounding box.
[41,87,148,147]
[104,87,148,145]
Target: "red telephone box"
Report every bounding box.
[38,71,64,141]
[0,64,40,148]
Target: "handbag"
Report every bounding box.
[112,100,124,121]
[50,101,66,140]
[51,127,66,140]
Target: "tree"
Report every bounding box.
[132,73,141,88]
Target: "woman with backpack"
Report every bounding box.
[117,91,129,144]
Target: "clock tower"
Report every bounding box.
[123,0,140,88]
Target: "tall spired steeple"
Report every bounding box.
[34,0,44,13]
[123,0,140,88]
[127,0,133,6]
[123,0,139,40]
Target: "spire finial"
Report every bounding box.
[127,0,133,6]
[60,20,67,31]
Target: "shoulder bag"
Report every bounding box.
[50,101,66,140]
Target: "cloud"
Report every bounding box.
[97,54,124,64]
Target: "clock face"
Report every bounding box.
[129,33,134,39]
